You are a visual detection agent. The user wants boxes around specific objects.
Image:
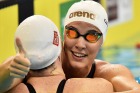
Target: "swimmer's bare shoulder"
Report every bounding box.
[94,59,140,92]
[94,59,132,78]
[94,58,134,77]
[5,83,29,93]
[63,78,113,93]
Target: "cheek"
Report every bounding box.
[63,37,74,62]
[87,43,101,58]
[64,36,75,49]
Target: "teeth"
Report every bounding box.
[73,52,85,57]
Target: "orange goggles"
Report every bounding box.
[65,26,102,43]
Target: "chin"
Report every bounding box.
[69,60,88,69]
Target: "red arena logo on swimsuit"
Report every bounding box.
[53,31,59,46]
[69,11,95,20]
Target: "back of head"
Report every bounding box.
[15,15,61,70]
[64,0,108,42]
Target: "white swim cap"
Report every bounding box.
[64,1,108,42]
[15,15,61,70]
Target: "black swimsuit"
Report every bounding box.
[87,63,96,78]
[23,79,66,93]
[56,79,67,93]
[23,63,95,93]
[24,83,36,93]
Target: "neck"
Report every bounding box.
[27,60,65,78]
[62,62,91,79]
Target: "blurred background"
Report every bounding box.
[0,0,140,83]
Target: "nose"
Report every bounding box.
[75,37,86,50]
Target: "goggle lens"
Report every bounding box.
[86,34,98,43]
[67,30,78,38]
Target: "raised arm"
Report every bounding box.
[0,38,30,92]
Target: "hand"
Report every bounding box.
[9,38,31,78]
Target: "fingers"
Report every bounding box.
[10,72,25,78]
[10,67,27,78]
[11,60,30,72]
[15,38,26,57]
[14,55,31,67]
[9,55,31,78]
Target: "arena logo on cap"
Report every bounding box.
[104,19,108,27]
[53,31,59,46]
[69,11,95,20]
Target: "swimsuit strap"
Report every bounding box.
[87,63,96,78]
[57,79,66,93]
[24,82,36,93]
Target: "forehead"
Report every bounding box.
[66,21,101,33]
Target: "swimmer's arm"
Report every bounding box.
[4,83,29,93]
[0,57,23,93]
[63,78,114,93]
[0,38,30,92]
[105,64,140,93]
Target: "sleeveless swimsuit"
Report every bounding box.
[87,63,96,78]
[23,63,95,93]
[23,79,66,93]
